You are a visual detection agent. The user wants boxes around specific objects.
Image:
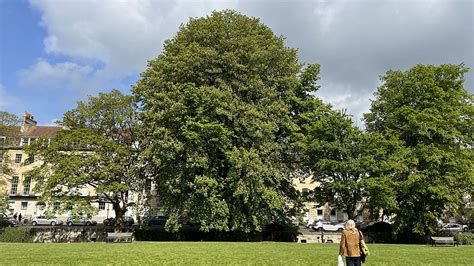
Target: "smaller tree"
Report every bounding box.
[26,90,145,230]
[0,111,20,175]
[0,111,20,216]
[0,179,9,216]
[304,109,403,220]
[364,64,473,238]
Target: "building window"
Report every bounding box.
[54,202,61,209]
[10,176,19,195]
[20,138,29,146]
[23,177,31,195]
[317,209,323,216]
[330,209,336,216]
[21,202,28,210]
[15,154,22,163]
[99,202,106,210]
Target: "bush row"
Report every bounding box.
[0,228,36,243]
[454,233,474,245]
[135,226,298,242]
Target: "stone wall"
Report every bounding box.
[32,227,108,243]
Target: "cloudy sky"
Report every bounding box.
[0,0,472,125]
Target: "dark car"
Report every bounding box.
[147,216,168,226]
[0,218,18,228]
[103,216,134,226]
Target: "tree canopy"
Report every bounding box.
[134,10,324,232]
[26,90,145,228]
[364,64,473,237]
[303,109,402,220]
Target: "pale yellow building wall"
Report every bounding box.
[292,176,347,223]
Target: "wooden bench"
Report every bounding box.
[106,232,133,243]
[431,236,458,247]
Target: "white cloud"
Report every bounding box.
[24,0,472,124]
[29,0,238,79]
[19,59,94,91]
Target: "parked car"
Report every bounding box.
[311,221,345,232]
[442,223,468,233]
[0,218,19,228]
[103,216,134,226]
[31,216,63,226]
[66,216,97,226]
[146,216,168,226]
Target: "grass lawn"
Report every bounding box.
[0,242,472,265]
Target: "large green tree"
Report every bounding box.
[303,109,403,220]
[364,64,473,238]
[26,90,145,229]
[134,10,323,232]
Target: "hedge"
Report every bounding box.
[0,227,36,243]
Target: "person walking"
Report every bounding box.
[18,213,22,223]
[339,219,363,266]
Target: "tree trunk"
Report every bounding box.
[113,202,125,232]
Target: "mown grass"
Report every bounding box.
[0,242,472,265]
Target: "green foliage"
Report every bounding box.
[134,10,323,232]
[0,111,19,215]
[0,111,20,176]
[0,227,35,243]
[454,233,474,245]
[364,64,474,237]
[0,180,8,215]
[25,90,145,228]
[303,109,403,219]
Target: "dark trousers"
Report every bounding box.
[346,257,361,266]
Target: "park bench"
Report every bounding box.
[431,236,458,247]
[106,232,133,243]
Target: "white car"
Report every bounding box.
[442,223,468,233]
[312,221,345,232]
[31,216,63,226]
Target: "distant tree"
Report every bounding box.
[303,109,403,220]
[364,64,473,238]
[0,111,20,175]
[0,111,20,215]
[0,179,9,216]
[26,90,145,230]
[134,10,324,232]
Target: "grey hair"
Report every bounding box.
[345,219,356,231]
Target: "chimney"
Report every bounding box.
[21,112,37,133]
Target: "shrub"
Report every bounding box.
[0,227,36,243]
[454,233,474,245]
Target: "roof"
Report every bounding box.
[21,126,62,138]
